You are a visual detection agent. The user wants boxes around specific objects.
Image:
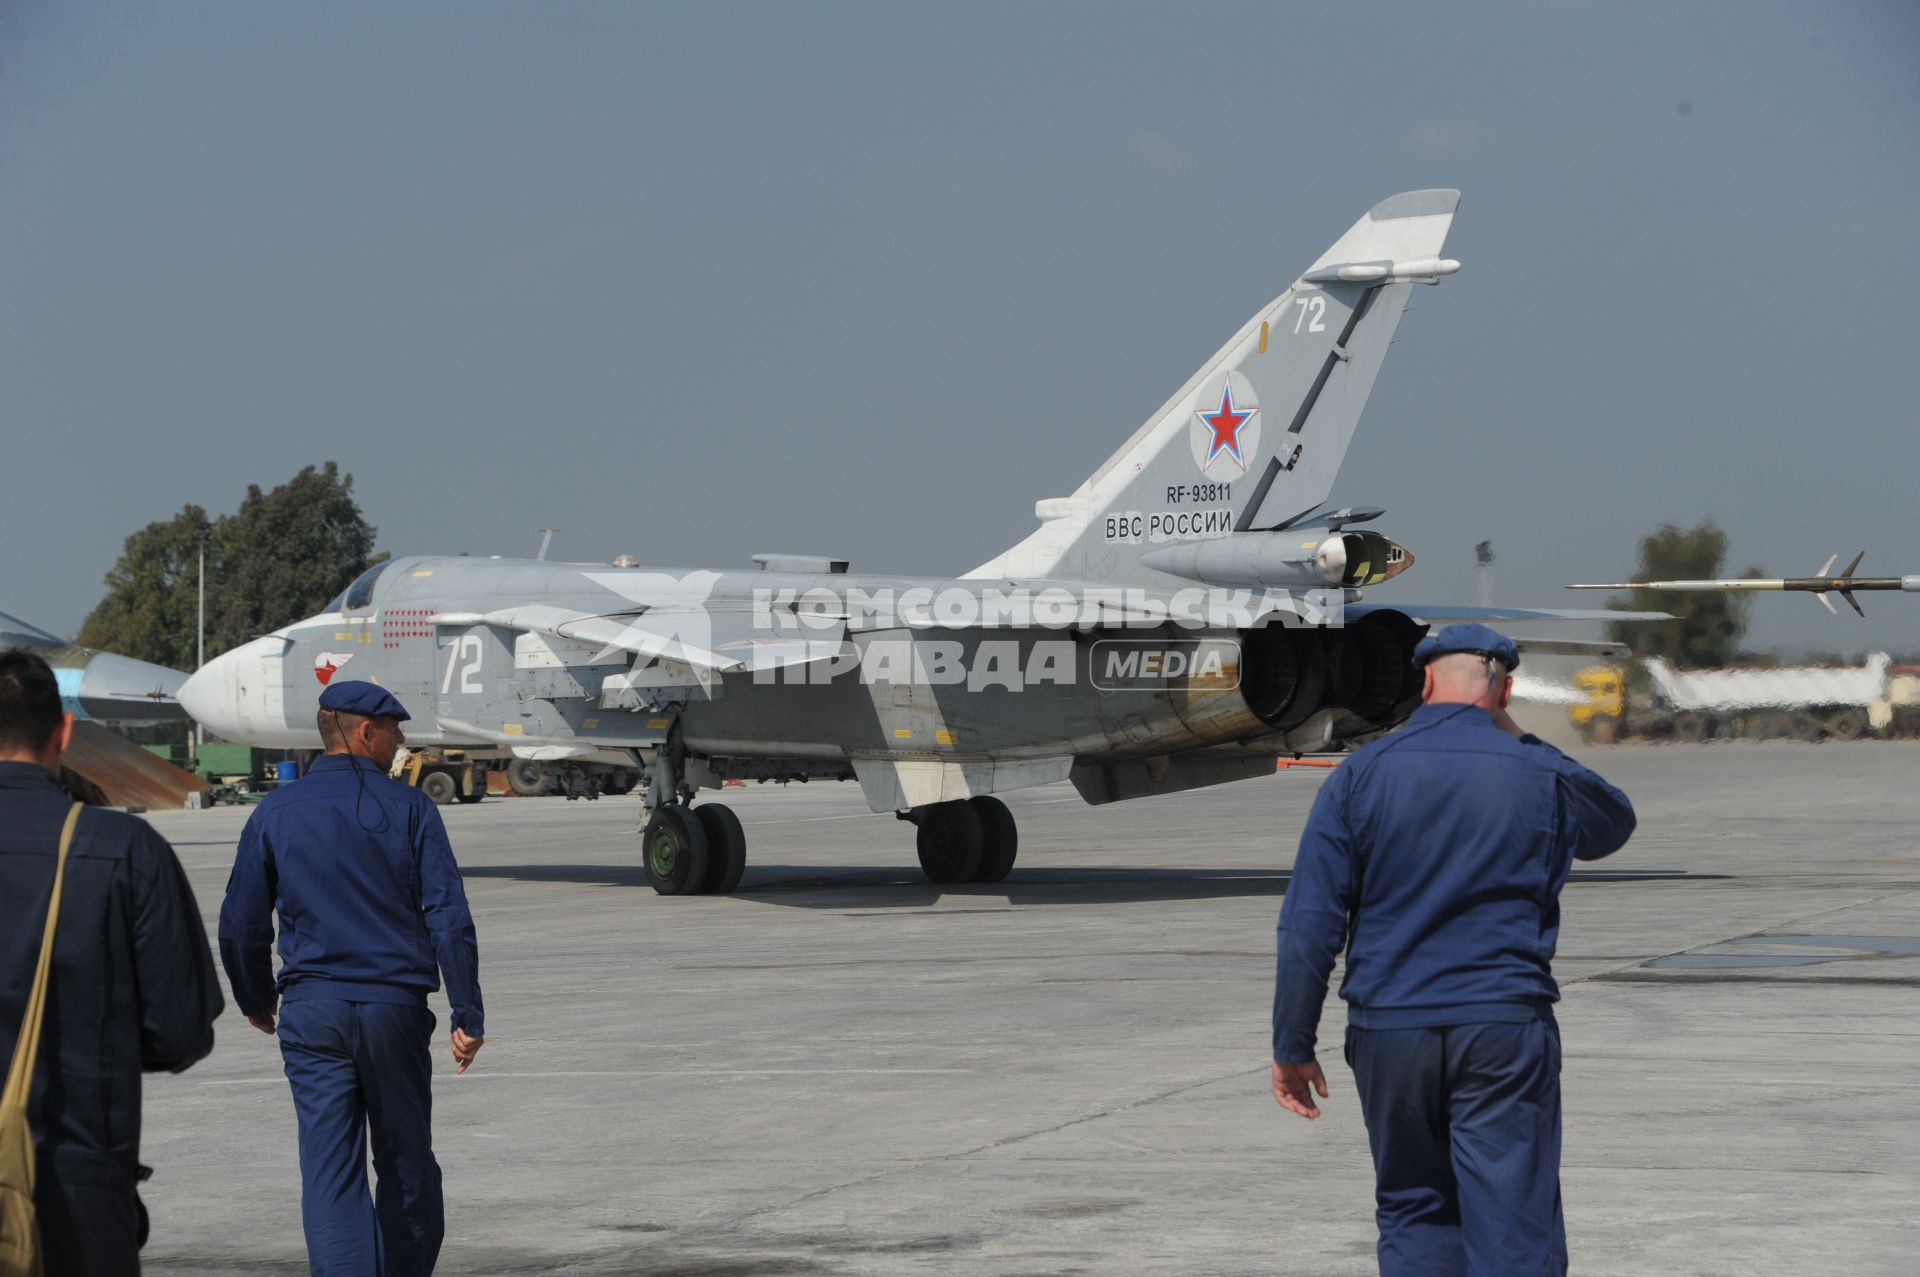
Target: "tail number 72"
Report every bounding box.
[1292,295,1327,333]
[441,634,484,694]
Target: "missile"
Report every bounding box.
[1140,527,1415,589]
[1567,553,1920,617]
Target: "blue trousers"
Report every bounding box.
[1345,1019,1565,1277]
[279,1000,444,1277]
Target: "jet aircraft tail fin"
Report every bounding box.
[966,190,1460,583]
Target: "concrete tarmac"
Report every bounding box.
[134,741,1919,1275]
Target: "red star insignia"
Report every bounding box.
[1197,383,1254,467]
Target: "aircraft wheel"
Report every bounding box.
[696,803,747,894]
[644,805,710,896]
[915,800,983,884]
[420,770,458,806]
[968,795,1018,883]
[454,786,484,805]
[507,758,551,797]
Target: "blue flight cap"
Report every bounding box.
[317,679,412,721]
[1412,623,1520,672]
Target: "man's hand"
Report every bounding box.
[247,1004,278,1036]
[451,1028,484,1074]
[1490,705,1529,739]
[1272,1059,1328,1119]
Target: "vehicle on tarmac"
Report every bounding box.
[179,190,1641,896]
[1569,653,1914,743]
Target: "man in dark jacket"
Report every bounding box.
[219,679,484,1277]
[0,648,223,1276]
[1271,624,1637,1277]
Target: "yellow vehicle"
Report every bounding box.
[1570,655,1893,743]
[391,747,489,806]
[1570,665,1625,743]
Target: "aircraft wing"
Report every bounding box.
[0,610,63,648]
[1349,602,1669,624]
[1505,636,1631,659]
[766,584,1668,634]
[433,605,846,673]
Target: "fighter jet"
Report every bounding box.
[181,190,1639,895]
[1,611,190,723]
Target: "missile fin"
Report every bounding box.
[1815,591,1838,615]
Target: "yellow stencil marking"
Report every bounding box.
[893,728,913,739]
[412,570,434,577]
[583,718,599,729]
[1259,320,1269,353]
[502,723,524,737]
[935,729,955,745]
[648,718,670,729]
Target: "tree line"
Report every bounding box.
[78,463,381,670]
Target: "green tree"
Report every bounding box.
[1606,518,1755,668]
[78,463,380,668]
[208,463,381,656]
[75,505,212,672]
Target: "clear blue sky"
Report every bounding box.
[4,1,1916,656]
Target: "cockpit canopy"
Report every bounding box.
[329,560,395,613]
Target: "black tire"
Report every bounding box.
[968,795,1018,883]
[916,800,984,884]
[420,770,459,805]
[454,785,484,805]
[1825,708,1869,742]
[643,805,711,896]
[507,758,550,797]
[696,803,747,894]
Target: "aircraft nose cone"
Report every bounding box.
[179,637,292,744]
[176,657,233,736]
[78,652,191,722]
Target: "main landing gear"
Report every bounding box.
[643,802,747,896]
[640,729,749,897]
[903,795,1018,885]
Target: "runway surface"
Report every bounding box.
[134,741,1919,1275]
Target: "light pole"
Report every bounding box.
[196,523,210,761]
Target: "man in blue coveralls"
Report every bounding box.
[1270,624,1636,1277]
[219,680,485,1277]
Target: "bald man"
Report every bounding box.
[1270,624,1636,1277]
